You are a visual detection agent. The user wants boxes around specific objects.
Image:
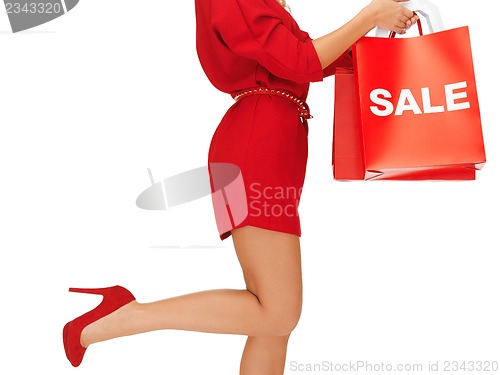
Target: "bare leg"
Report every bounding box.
[240,334,291,375]
[81,226,303,351]
[232,226,301,375]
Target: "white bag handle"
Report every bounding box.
[375,0,445,37]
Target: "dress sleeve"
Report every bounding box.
[322,49,353,78]
[211,0,325,84]
[298,25,353,78]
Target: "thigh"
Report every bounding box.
[231,226,303,314]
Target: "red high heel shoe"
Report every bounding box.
[63,285,136,367]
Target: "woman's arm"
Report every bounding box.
[312,0,418,69]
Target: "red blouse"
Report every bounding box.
[195,0,352,100]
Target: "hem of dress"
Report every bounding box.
[219,221,302,241]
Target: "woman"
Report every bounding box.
[63,0,418,373]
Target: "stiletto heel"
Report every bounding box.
[63,285,136,367]
[69,287,114,295]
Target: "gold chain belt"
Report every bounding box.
[234,87,313,121]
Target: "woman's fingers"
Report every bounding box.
[368,0,420,34]
[401,12,420,33]
[397,20,407,29]
[403,7,414,19]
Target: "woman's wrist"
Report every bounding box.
[357,5,377,35]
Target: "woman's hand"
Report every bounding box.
[311,0,419,69]
[363,0,419,34]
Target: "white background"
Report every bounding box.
[1,0,498,374]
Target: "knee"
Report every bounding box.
[264,300,302,336]
[269,311,301,336]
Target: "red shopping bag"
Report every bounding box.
[333,26,485,180]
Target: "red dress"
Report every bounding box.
[195,0,352,240]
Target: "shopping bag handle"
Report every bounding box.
[375,0,445,37]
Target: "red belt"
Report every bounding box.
[234,87,313,122]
